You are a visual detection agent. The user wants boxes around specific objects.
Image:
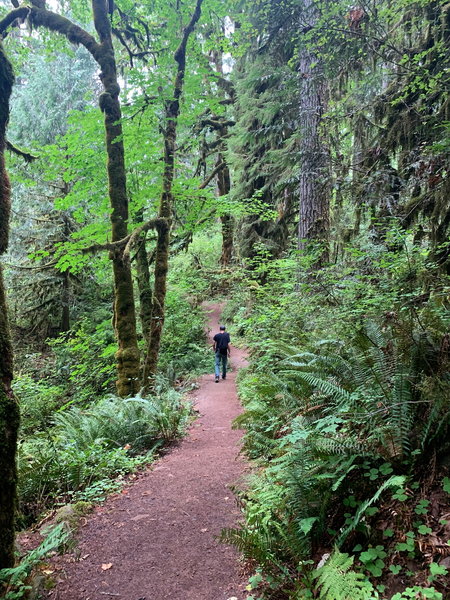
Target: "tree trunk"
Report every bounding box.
[135,233,153,344]
[211,51,234,267]
[91,0,140,396]
[352,114,366,237]
[142,0,203,392]
[297,2,330,265]
[0,42,20,571]
[60,215,71,332]
[217,152,233,266]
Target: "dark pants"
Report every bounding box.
[215,351,227,378]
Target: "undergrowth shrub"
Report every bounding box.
[157,290,212,377]
[48,318,117,403]
[12,374,64,435]
[0,523,70,600]
[17,392,191,522]
[225,241,450,599]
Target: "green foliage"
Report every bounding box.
[224,223,449,599]
[159,290,211,377]
[390,587,442,600]
[0,523,70,599]
[17,391,190,521]
[53,392,189,451]
[12,374,64,435]
[48,318,116,403]
[313,550,377,600]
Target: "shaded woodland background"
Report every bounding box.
[0,0,449,598]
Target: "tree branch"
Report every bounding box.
[80,217,168,261]
[0,6,29,34]
[123,217,168,265]
[199,161,226,189]
[6,140,38,162]
[199,118,235,130]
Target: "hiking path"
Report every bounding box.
[47,302,248,600]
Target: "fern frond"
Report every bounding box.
[284,370,351,402]
[336,475,406,547]
[313,549,378,600]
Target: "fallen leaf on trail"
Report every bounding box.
[201,528,208,532]
[81,554,90,560]
[101,563,113,570]
[224,496,229,501]
[42,569,54,575]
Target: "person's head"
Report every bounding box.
[219,325,226,331]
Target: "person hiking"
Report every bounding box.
[213,325,231,382]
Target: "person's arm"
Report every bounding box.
[228,336,231,357]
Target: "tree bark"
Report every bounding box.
[217,153,233,265]
[0,2,141,396]
[135,229,153,344]
[142,0,203,392]
[0,42,20,571]
[91,0,140,396]
[211,52,234,267]
[60,214,71,332]
[297,1,331,265]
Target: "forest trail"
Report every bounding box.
[48,302,248,600]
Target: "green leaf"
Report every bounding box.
[299,517,319,535]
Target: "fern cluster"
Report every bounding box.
[227,311,449,598]
[17,391,191,521]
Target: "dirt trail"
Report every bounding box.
[48,303,248,600]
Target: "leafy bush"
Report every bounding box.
[158,290,211,376]
[12,374,64,435]
[53,391,190,451]
[48,318,117,403]
[17,392,191,521]
[225,242,449,598]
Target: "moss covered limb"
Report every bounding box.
[0,44,19,571]
[216,151,233,266]
[134,210,154,345]
[135,237,153,345]
[0,45,13,255]
[2,3,140,395]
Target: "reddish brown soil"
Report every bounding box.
[46,303,248,600]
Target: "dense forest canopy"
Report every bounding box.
[0,0,449,598]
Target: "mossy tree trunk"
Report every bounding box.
[142,0,203,392]
[134,209,153,344]
[91,0,140,396]
[217,152,233,266]
[60,215,71,332]
[211,52,234,267]
[0,2,140,396]
[0,42,20,571]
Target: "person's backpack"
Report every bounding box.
[217,333,229,355]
